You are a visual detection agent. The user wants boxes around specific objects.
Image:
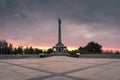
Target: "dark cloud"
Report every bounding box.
[1,0,120,26]
[0,0,120,50]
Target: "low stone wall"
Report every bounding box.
[70,54,120,59]
[0,54,40,59]
[0,54,120,59]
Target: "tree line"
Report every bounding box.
[0,40,119,55]
[0,40,43,55]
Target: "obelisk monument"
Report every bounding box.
[53,18,67,54]
[58,18,61,43]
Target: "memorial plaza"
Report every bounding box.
[0,56,120,80]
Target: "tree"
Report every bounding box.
[34,48,43,54]
[24,47,29,54]
[68,50,78,55]
[115,51,120,54]
[14,48,18,54]
[78,41,102,54]
[7,43,13,54]
[28,46,34,54]
[46,48,53,54]
[0,40,8,54]
[17,46,23,54]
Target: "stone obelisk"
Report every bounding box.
[53,18,67,54]
[58,18,61,43]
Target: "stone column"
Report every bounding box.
[58,18,61,43]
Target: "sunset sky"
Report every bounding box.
[0,0,120,51]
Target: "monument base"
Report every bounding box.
[51,53,69,56]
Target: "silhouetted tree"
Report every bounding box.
[68,50,78,55]
[0,40,8,54]
[17,46,23,54]
[46,48,53,54]
[115,51,120,54]
[24,47,29,54]
[34,48,43,54]
[24,47,43,54]
[28,46,34,54]
[13,48,18,54]
[7,43,13,54]
[78,41,102,54]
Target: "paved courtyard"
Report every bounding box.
[0,56,120,80]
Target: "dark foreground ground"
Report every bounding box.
[0,54,120,59]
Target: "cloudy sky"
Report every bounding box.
[0,0,120,51]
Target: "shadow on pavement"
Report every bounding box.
[26,76,90,80]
